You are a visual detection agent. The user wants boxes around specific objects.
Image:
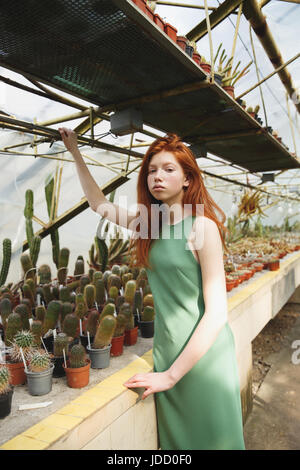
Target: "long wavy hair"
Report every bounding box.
[128,133,228,269]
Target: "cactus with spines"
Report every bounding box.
[116,295,125,313]
[133,290,143,317]
[57,248,70,284]
[88,267,95,283]
[108,286,119,301]
[30,320,42,347]
[22,283,35,307]
[69,344,86,368]
[26,278,36,297]
[15,304,30,330]
[0,238,11,287]
[53,332,69,357]
[66,280,81,292]
[0,366,11,395]
[122,272,133,287]
[74,302,86,319]
[61,302,73,324]
[95,278,106,306]
[79,275,90,294]
[42,283,54,305]
[69,291,76,304]
[113,313,127,337]
[99,303,116,322]
[108,273,121,291]
[30,235,41,268]
[124,280,136,306]
[35,305,46,323]
[86,309,99,337]
[102,270,112,290]
[111,265,121,276]
[84,284,95,309]
[94,235,109,272]
[93,314,116,349]
[141,306,155,322]
[38,265,52,285]
[42,300,61,336]
[28,350,51,372]
[52,286,59,300]
[62,313,79,339]
[143,284,152,296]
[105,297,115,306]
[131,267,139,280]
[92,271,103,284]
[45,175,60,268]
[75,293,87,315]
[136,277,147,290]
[143,294,154,308]
[5,312,22,346]
[120,265,129,276]
[20,253,35,280]
[74,257,85,277]
[0,297,12,330]
[122,307,135,331]
[58,286,71,303]
[10,330,36,362]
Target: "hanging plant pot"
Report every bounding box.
[145,5,154,21]
[176,36,187,51]
[192,52,201,65]
[164,23,177,42]
[154,13,165,31]
[25,364,54,396]
[110,334,125,357]
[124,326,139,346]
[63,359,90,389]
[51,356,65,378]
[222,85,235,98]
[87,345,111,369]
[138,320,154,338]
[200,63,211,74]
[6,358,26,386]
[0,387,14,419]
[80,334,94,350]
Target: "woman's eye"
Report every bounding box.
[166,168,174,172]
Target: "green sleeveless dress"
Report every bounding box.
[145,215,245,450]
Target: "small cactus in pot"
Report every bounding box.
[10,330,36,363]
[28,350,51,372]
[0,365,13,418]
[69,344,86,368]
[0,365,11,395]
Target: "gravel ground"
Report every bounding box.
[252,302,300,397]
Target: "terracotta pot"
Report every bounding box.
[6,360,26,386]
[200,63,211,74]
[226,282,235,292]
[154,13,165,31]
[132,0,147,13]
[63,359,91,389]
[164,23,177,42]
[145,4,154,20]
[124,326,139,346]
[192,52,201,65]
[268,260,280,271]
[176,36,187,51]
[110,334,125,357]
[248,111,256,119]
[222,85,235,98]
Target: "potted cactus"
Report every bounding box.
[139,305,155,338]
[176,35,187,51]
[26,349,54,396]
[123,280,139,345]
[63,344,90,388]
[0,365,14,419]
[87,314,116,369]
[6,329,36,385]
[247,107,255,119]
[111,313,127,357]
[52,332,70,377]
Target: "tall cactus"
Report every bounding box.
[45,174,60,268]
[57,248,70,285]
[24,189,41,268]
[0,239,11,287]
[93,314,116,349]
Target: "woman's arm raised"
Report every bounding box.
[58,127,138,229]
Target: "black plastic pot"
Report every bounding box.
[42,335,54,353]
[185,45,194,57]
[52,356,65,378]
[80,334,94,350]
[0,387,14,419]
[214,73,222,86]
[138,320,154,338]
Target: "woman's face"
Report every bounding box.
[147,150,189,207]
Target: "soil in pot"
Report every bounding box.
[0,387,14,419]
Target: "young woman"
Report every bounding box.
[59,128,245,450]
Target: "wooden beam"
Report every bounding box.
[156,1,216,9]
[186,0,244,42]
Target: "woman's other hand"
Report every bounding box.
[58,127,78,154]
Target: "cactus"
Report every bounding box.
[95,278,106,306]
[133,290,143,316]
[94,236,109,272]
[99,303,116,322]
[74,302,86,319]
[62,313,79,338]
[26,278,36,297]
[254,104,260,114]
[108,286,119,301]
[22,283,35,306]
[66,280,80,292]
[93,314,116,349]
[5,312,22,346]
[10,330,36,362]
[79,275,90,294]
[88,267,95,283]
[74,258,85,277]
[84,284,95,309]
[143,294,154,307]
[86,309,99,337]
[31,320,42,347]
[0,297,12,330]
[120,265,129,276]
[53,332,69,357]
[52,286,59,300]
[57,248,70,284]
[122,272,133,287]
[42,300,61,335]
[111,265,121,276]
[124,280,136,305]
[131,267,139,280]
[143,284,152,296]
[141,306,155,322]
[102,270,112,290]
[0,366,11,395]
[45,175,60,268]
[42,283,54,305]
[30,235,41,268]
[15,304,30,330]
[38,264,52,285]
[92,271,103,284]
[24,189,34,219]
[69,344,86,368]
[115,295,125,313]
[59,286,71,303]
[113,313,127,337]
[20,253,35,280]
[35,305,46,323]
[28,350,51,372]
[61,302,73,324]
[108,273,122,291]
[0,239,11,287]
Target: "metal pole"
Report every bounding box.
[156,1,216,9]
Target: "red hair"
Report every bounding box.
[128,133,228,269]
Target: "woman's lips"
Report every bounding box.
[153,186,165,191]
